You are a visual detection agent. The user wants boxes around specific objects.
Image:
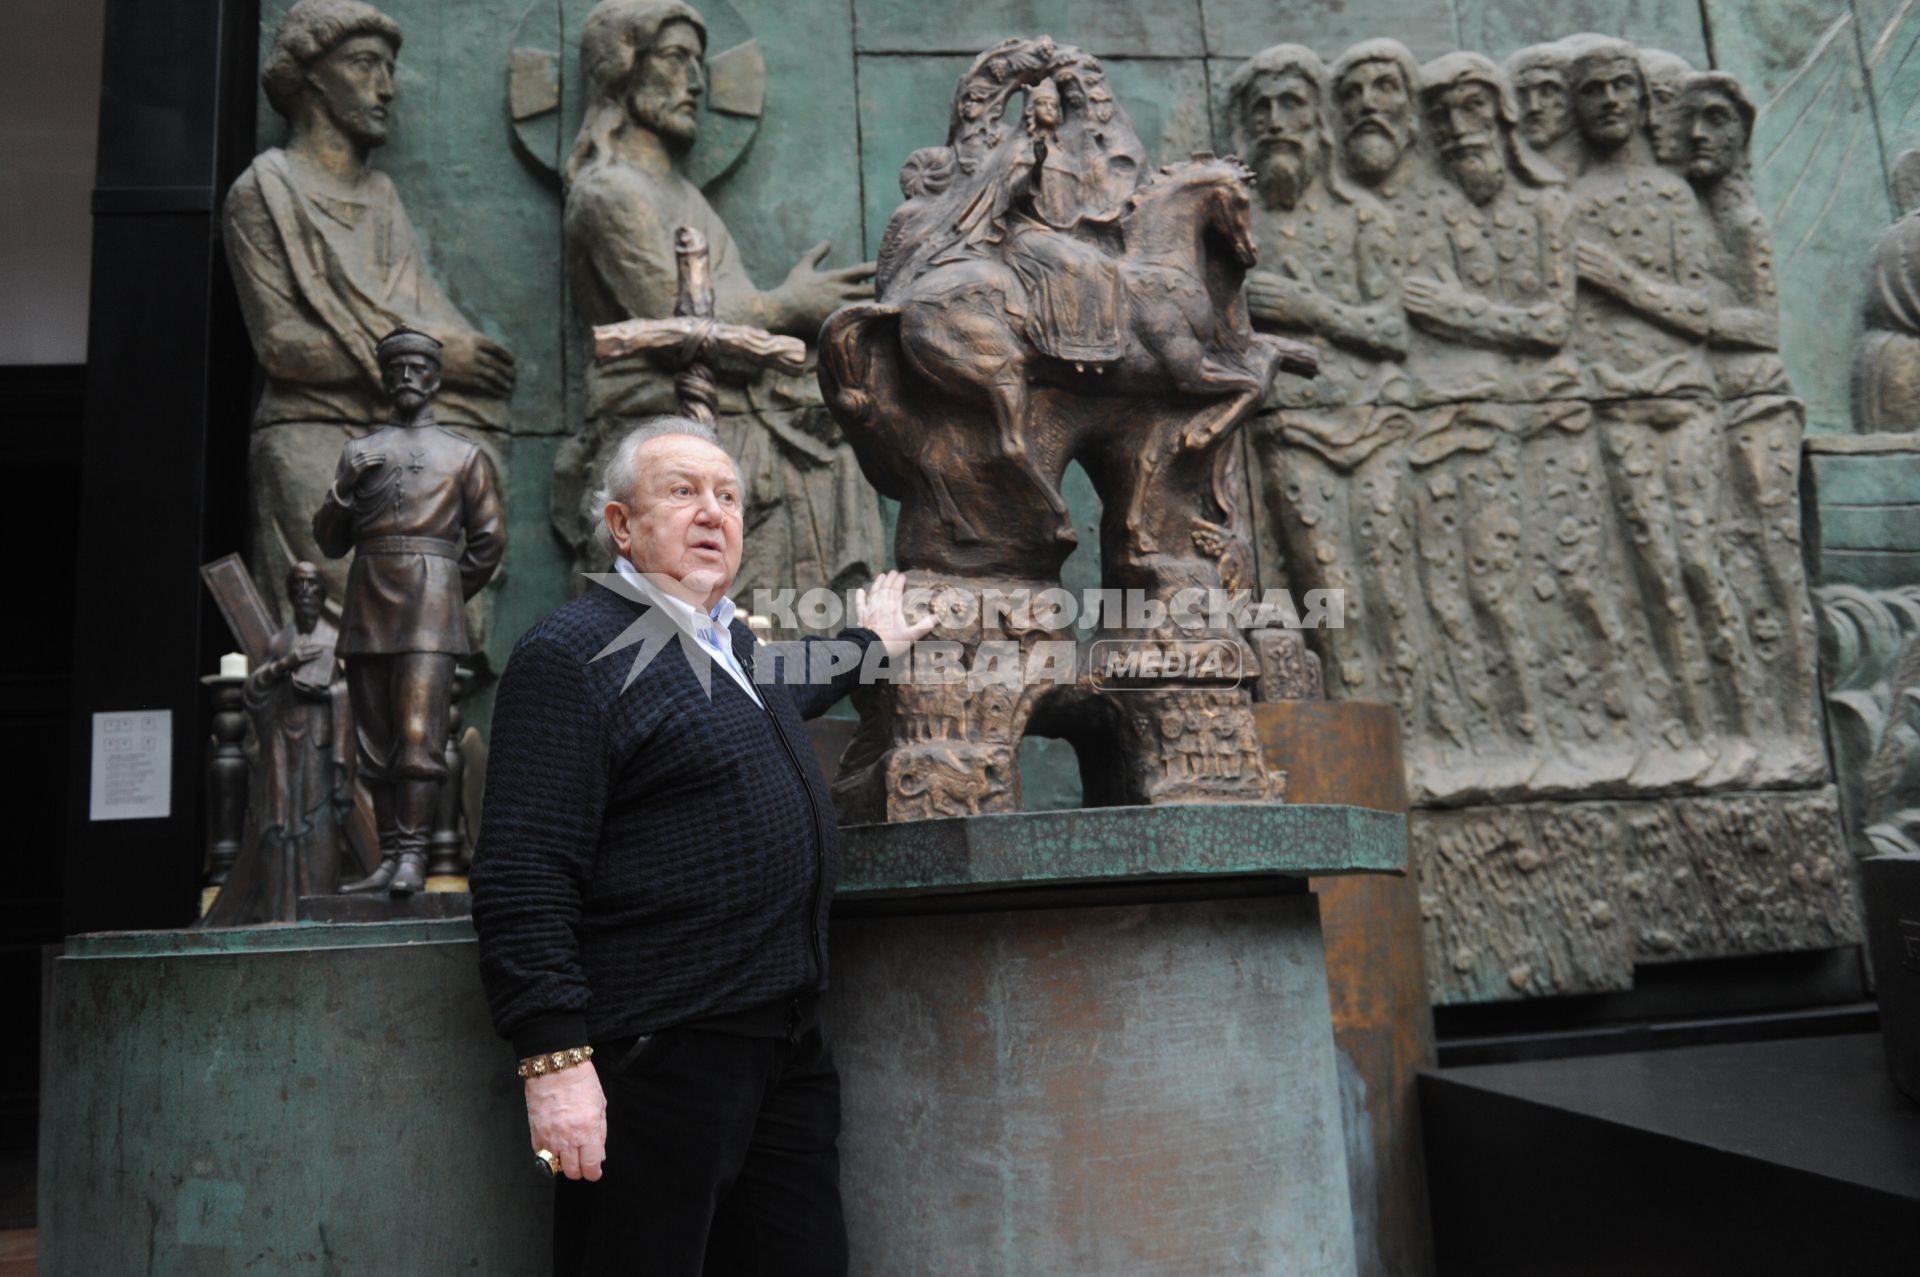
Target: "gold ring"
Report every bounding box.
[534,1148,560,1178]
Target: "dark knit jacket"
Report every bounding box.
[469,582,876,1058]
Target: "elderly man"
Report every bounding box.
[1405,53,1575,385]
[224,0,515,631]
[1232,44,1408,392]
[559,0,884,617]
[1400,53,1624,791]
[470,418,931,1274]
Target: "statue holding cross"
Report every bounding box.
[555,0,885,616]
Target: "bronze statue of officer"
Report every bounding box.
[313,325,506,895]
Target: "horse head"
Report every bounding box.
[1124,151,1260,271]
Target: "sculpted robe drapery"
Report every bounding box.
[223,148,508,430]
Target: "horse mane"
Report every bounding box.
[1124,152,1257,212]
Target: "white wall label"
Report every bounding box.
[90,710,172,821]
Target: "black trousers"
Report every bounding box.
[554,1018,849,1276]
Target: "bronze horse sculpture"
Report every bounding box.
[823,153,1315,552]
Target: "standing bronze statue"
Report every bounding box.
[224,0,515,643]
[314,326,505,896]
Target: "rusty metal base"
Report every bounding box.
[1255,700,1437,1277]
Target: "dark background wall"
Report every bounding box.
[0,0,104,1213]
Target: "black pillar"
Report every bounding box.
[64,0,258,934]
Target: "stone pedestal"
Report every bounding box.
[37,920,547,1277]
[826,803,1406,1276]
[42,805,1403,1276]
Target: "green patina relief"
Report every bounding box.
[1707,0,1892,435]
[1452,0,1708,64]
[856,0,1208,58]
[1202,0,1459,62]
[255,0,566,438]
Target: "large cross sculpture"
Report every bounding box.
[592,226,806,422]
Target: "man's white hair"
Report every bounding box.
[591,416,745,558]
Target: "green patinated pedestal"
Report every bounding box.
[828,803,1407,1277]
[37,918,548,1276]
[39,804,1400,1275]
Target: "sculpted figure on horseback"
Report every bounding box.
[821,37,1313,575]
[817,38,1317,823]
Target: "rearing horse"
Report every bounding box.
[822,155,1312,545]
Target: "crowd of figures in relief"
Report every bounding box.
[1228,36,1824,808]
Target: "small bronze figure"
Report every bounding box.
[314,326,506,896]
[202,562,356,926]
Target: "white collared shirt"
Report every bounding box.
[615,556,763,707]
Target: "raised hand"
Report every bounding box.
[339,445,387,484]
[771,241,878,335]
[440,328,518,398]
[854,570,939,658]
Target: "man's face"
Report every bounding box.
[628,19,704,151]
[1514,68,1571,149]
[380,352,440,413]
[1427,80,1506,205]
[1646,72,1689,165]
[1686,89,1747,182]
[288,570,325,632]
[1239,71,1324,208]
[306,33,396,148]
[1574,57,1644,148]
[1335,59,1415,183]
[610,436,743,606]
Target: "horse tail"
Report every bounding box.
[819,303,902,426]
